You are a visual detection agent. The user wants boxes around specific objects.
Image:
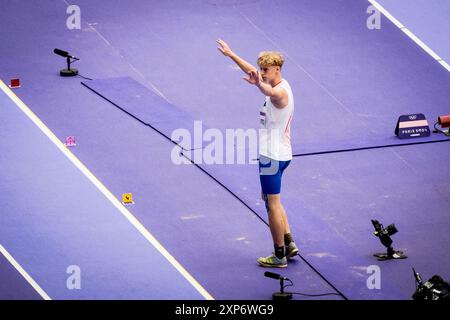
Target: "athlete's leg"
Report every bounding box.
[263,192,291,241]
[258,157,288,267]
[266,194,286,248]
[280,203,291,235]
[257,192,288,267]
[279,201,298,258]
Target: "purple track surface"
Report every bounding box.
[1,0,449,300]
[81,76,209,151]
[0,253,41,300]
[377,0,450,65]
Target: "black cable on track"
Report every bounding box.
[293,139,449,158]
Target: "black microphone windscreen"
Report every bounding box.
[54,48,69,57]
[264,271,281,280]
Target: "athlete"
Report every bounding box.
[217,39,298,268]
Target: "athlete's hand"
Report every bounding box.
[216,39,233,57]
[243,70,261,85]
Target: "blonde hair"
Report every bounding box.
[257,51,284,69]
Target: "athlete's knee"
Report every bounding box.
[267,195,282,212]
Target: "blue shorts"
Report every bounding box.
[259,155,291,195]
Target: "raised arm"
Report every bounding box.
[243,70,288,109]
[217,39,288,108]
[216,39,257,74]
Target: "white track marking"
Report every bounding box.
[368,0,450,72]
[0,244,51,300]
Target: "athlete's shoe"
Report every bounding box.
[286,242,299,259]
[257,254,288,268]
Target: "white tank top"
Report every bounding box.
[259,79,294,161]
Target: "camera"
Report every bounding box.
[371,219,406,260]
[412,268,450,300]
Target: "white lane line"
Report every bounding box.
[0,244,51,300]
[368,0,450,72]
[0,80,214,300]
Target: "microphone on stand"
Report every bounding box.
[53,48,79,77]
[263,272,292,300]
